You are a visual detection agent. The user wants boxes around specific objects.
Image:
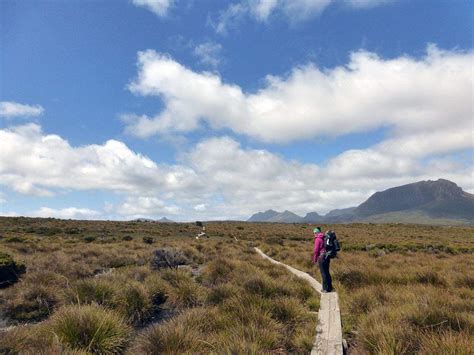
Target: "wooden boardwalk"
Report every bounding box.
[255,248,344,355]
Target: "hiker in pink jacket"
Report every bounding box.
[312,227,333,292]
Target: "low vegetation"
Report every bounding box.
[0,217,472,353]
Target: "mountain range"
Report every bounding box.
[131,217,175,223]
[247,179,474,225]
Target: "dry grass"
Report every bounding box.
[0,217,473,354]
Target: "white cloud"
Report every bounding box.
[125,46,473,144]
[194,203,207,211]
[346,0,393,9]
[0,123,203,197]
[215,0,394,32]
[214,3,248,34]
[0,101,44,118]
[193,41,223,68]
[117,196,181,217]
[1,123,471,219]
[32,207,101,220]
[131,0,174,17]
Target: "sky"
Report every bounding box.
[0,0,473,221]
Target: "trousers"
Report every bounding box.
[318,257,333,292]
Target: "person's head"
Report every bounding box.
[313,227,321,234]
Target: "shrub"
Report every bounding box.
[0,252,26,288]
[150,248,188,269]
[82,236,96,243]
[4,236,26,243]
[142,236,154,244]
[43,304,131,353]
[122,235,133,241]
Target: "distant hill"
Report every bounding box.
[131,217,175,223]
[301,212,325,223]
[266,210,302,223]
[247,209,281,222]
[157,217,175,223]
[247,179,474,225]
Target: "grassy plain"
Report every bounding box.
[0,217,473,354]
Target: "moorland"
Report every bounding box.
[0,217,473,354]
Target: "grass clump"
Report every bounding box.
[167,278,206,308]
[4,282,63,321]
[42,304,131,354]
[70,276,155,325]
[131,308,216,353]
[202,257,235,285]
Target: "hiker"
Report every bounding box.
[312,227,333,293]
[195,221,207,239]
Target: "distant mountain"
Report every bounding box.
[131,217,175,223]
[157,217,175,223]
[247,179,474,224]
[353,179,474,221]
[247,209,281,222]
[324,207,358,222]
[301,212,325,223]
[266,210,302,223]
[248,209,303,223]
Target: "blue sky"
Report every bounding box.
[1,0,473,220]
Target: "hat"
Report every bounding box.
[313,227,321,233]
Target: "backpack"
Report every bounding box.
[324,230,341,259]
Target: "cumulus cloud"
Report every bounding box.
[131,0,174,17]
[117,196,181,217]
[0,101,44,118]
[125,46,473,144]
[214,0,395,32]
[1,123,471,219]
[32,207,101,220]
[183,136,473,216]
[193,41,223,68]
[0,123,203,197]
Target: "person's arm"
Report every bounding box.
[312,238,321,263]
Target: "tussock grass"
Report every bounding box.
[42,304,131,354]
[2,217,472,353]
[130,308,217,353]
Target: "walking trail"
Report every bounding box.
[254,247,344,355]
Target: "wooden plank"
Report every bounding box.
[255,248,343,355]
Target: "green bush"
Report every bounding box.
[82,236,96,243]
[142,237,154,244]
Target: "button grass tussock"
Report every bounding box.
[0,217,473,353]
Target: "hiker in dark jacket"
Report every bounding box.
[312,227,333,293]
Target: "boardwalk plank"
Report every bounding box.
[255,248,343,355]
